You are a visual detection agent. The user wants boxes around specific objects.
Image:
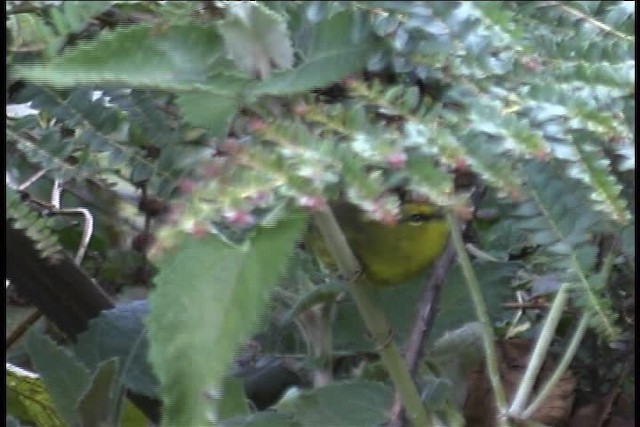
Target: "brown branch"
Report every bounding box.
[388,185,486,427]
[5,221,162,424]
[387,240,457,427]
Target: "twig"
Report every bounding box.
[447,210,509,425]
[6,308,44,350]
[387,241,456,427]
[312,205,433,427]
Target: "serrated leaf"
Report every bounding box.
[14,24,249,92]
[218,2,294,79]
[147,212,308,426]
[250,11,377,96]
[76,358,120,427]
[279,381,393,427]
[74,300,158,398]
[26,331,91,427]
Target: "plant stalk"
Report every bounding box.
[521,312,590,418]
[508,283,570,416]
[312,206,432,427]
[446,211,509,425]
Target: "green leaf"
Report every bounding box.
[14,24,248,92]
[217,377,251,421]
[76,358,120,427]
[218,2,294,79]
[26,331,91,427]
[250,11,377,96]
[6,365,66,427]
[147,212,308,426]
[176,92,241,139]
[278,381,393,427]
[74,300,158,398]
[221,412,298,427]
[333,261,515,352]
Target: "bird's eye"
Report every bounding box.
[405,213,432,224]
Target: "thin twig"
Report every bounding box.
[6,308,44,350]
[387,241,456,427]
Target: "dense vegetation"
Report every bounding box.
[6,1,634,426]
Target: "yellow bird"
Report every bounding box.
[307,201,450,287]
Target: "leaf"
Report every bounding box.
[250,11,377,96]
[74,300,158,398]
[6,365,66,427]
[278,381,393,427]
[333,261,515,352]
[76,358,120,427]
[221,412,298,427]
[217,377,251,421]
[218,2,294,79]
[14,24,249,92]
[176,92,241,139]
[26,331,91,427]
[147,212,308,426]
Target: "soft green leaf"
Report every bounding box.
[147,212,307,426]
[14,24,248,92]
[176,92,241,139]
[220,412,298,427]
[278,381,393,427]
[74,300,158,398]
[250,11,377,95]
[76,358,120,427]
[6,365,66,427]
[26,331,91,427]
[218,2,294,79]
[217,377,251,421]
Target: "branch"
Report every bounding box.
[5,221,162,424]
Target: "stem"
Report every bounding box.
[508,283,570,416]
[521,312,590,418]
[312,206,432,427]
[446,211,509,424]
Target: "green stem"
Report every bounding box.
[521,312,590,419]
[508,283,570,416]
[312,206,432,427]
[446,211,509,424]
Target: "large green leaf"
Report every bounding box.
[74,300,158,398]
[13,24,248,92]
[277,381,393,427]
[147,212,308,426]
[250,11,378,96]
[25,332,91,427]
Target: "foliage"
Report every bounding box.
[6,1,634,426]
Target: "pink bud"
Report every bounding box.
[223,210,256,228]
[298,195,326,211]
[248,118,267,133]
[387,151,408,169]
[192,223,209,238]
[179,179,197,194]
